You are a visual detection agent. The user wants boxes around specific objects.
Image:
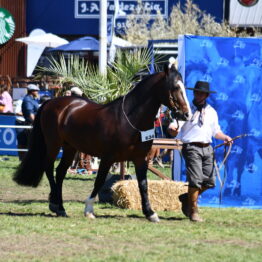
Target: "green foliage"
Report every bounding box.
[125,0,262,45]
[37,48,152,103]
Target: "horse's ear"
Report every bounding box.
[168,57,178,71]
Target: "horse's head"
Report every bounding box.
[162,63,191,121]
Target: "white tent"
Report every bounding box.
[16,31,69,76]
[16,33,68,48]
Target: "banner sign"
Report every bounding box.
[0,115,17,156]
[178,35,262,208]
[75,0,168,18]
[27,0,224,35]
[75,0,168,33]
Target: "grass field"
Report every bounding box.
[0,156,261,262]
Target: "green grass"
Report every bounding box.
[0,156,261,262]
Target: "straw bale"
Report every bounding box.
[112,180,188,211]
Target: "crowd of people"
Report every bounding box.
[1,82,96,175]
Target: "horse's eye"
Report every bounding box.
[172,85,180,91]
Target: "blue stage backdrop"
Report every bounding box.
[177,35,262,209]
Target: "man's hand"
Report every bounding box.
[224,135,233,145]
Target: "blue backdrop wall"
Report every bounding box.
[178,35,262,209]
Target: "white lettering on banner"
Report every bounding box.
[3,128,15,146]
[75,0,167,19]
[141,129,155,142]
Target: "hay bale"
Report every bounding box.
[112,180,188,211]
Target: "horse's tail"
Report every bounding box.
[13,104,47,187]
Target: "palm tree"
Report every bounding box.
[37,48,154,103]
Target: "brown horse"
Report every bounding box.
[13,64,190,222]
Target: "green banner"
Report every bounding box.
[0,8,15,44]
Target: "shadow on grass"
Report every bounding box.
[0,211,56,217]
[1,199,84,204]
[65,176,95,181]
[0,164,17,170]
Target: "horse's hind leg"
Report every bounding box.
[54,145,77,217]
[44,144,62,216]
[133,158,160,222]
[84,157,112,219]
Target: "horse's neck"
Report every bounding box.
[123,74,162,130]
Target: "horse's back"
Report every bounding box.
[40,96,96,143]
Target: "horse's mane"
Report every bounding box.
[102,72,163,108]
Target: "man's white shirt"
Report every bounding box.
[179,104,221,143]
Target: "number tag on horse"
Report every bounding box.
[140,129,155,142]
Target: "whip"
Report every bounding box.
[214,134,249,205]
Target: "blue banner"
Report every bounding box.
[0,115,18,156]
[0,114,62,158]
[178,35,262,208]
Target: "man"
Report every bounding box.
[20,84,40,157]
[177,81,232,222]
[22,84,40,124]
[14,97,26,161]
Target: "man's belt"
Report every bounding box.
[184,142,210,148]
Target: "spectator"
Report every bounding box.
[21,84,40,153]
[14,98,26,160]
[0,84,13,113]
[68,86,93,175]
[70,86,83,97]
[64,90,71,96]
[22,84,40,124]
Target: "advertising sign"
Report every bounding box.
[230,0,262,26]
[0,115,17,156]
[26,0,224,36]
[0,8,15,44]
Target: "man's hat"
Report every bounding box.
[187,81,216,93]
[27,84,40,91]
[70,86,83,96]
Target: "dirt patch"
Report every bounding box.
[0,233,103,261]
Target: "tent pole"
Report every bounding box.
[99,0,107,75]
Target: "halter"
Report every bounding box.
[168,91,180,114]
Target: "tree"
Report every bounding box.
[124,0,262,45]
[37,48,153,103]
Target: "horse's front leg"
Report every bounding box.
[84,157,113,219]
[133,158,160,223]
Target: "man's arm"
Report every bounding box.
[215,131,232,144]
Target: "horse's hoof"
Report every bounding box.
[147,213,160,223]
[49,203,59,213]
[85,212,96,219]
[56,210,68,217]
[49,203,68,217]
